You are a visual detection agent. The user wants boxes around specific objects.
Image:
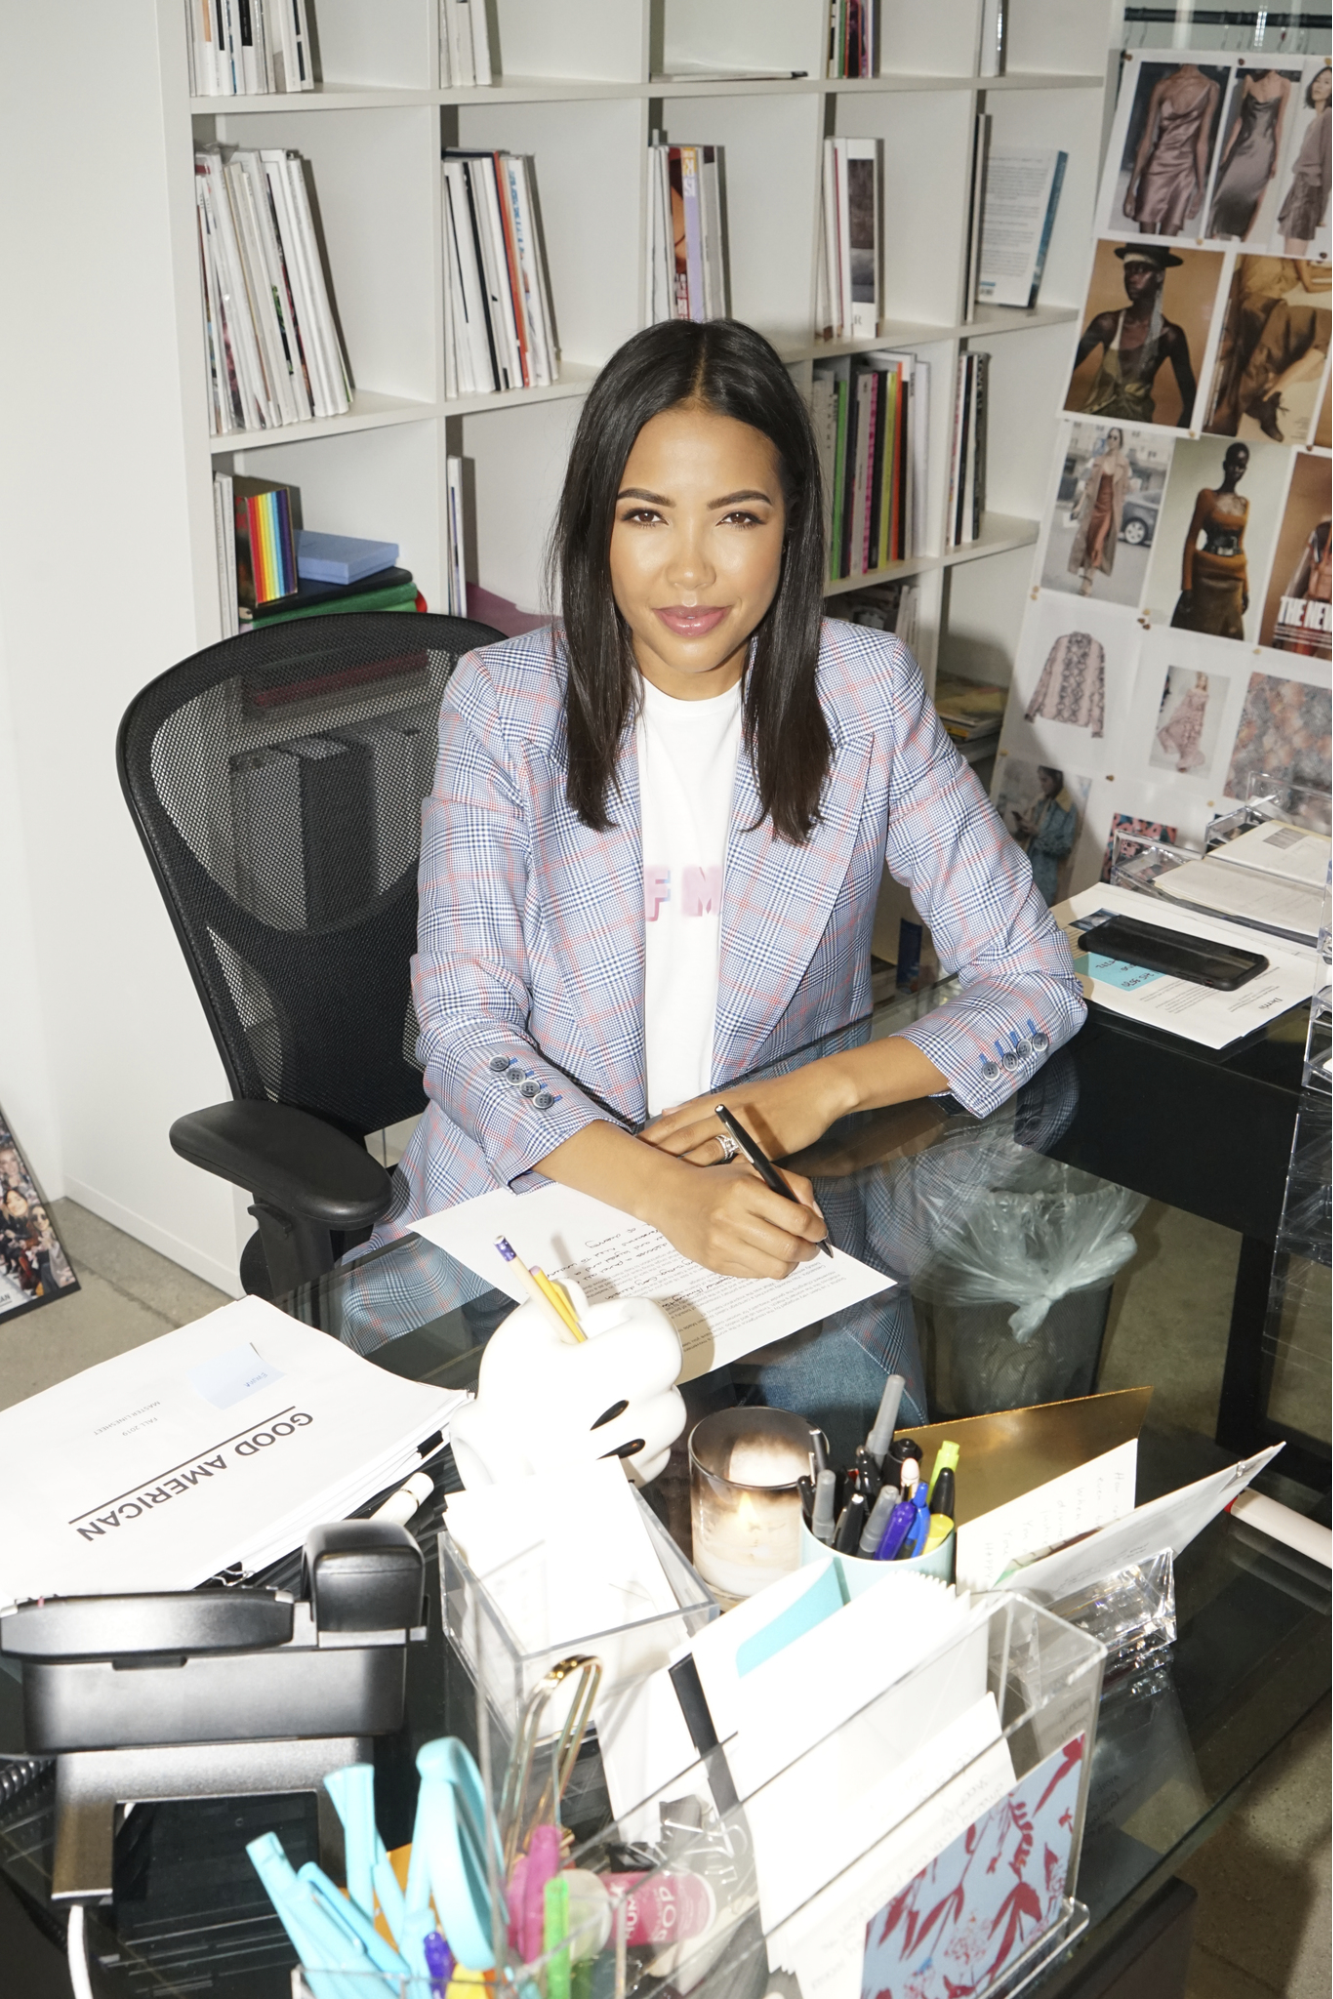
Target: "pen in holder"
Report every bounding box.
[450,1281,686,1488]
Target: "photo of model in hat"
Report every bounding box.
[1065,239,1226,431]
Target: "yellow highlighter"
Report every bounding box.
[925,1440,959,1549]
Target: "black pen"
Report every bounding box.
[714,1105,835,1257]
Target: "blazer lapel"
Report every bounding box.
[713,733,873,1081]
[530,730,648,1123]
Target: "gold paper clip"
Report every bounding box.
[499,1653,603,1871]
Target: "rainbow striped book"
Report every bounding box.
[233,477,297,609]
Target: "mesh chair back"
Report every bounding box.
[118,612,506,1138]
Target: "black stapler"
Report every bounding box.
[0,1520,426,1905]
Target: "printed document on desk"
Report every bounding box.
[415,1182,894,1382]
[1154,857,1324,946]
[1055,883,1314,1049]
[1212,820,1331,888]
[0,1297,465,1609]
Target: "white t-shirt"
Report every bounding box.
[637,675,744,1118]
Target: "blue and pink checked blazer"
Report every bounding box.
[381,618,1085,1236]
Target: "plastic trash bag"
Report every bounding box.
[911,1154,1147,1342]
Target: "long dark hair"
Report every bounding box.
[549,319,830,844]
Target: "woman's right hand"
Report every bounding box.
[651,1159,828,1280]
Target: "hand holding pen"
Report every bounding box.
[714,1105,834,1258]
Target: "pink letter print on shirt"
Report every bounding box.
[644,866,671,921]
[681,866,722,917]
[644,866,723,920]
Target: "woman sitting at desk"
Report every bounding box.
[381,320,1083,1416]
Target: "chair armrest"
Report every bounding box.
[170,1102,393,1233]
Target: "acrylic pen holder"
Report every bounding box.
[438,1489,717,1739]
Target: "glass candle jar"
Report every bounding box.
[688,1407,816,1600]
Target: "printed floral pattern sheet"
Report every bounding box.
[859,1734,1085,1999]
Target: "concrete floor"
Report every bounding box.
[0,1194,1328,1997]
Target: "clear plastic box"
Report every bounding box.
[292,1588,1103,1999]
[438,1487,718,1736]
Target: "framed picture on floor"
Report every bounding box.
[0,1107,78,1323]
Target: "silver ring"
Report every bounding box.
[716,1131,739,1162]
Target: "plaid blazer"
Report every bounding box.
[382,619,1085,1235]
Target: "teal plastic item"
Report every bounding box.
[409,1737,503,1973]
[322,1764,378,1923]
[246,1833,393,1999]
[298,1861,407,1979]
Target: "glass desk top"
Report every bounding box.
[0,990,1326,1996]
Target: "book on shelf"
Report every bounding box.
[646,143,729,325]
[813,349,929,581]
[976,148,1067,310]
[829,580,920,657]
[443,151,557,395]
[817,137,880,343]
[825,0,876,79]
[251,573,425,629]
[195,145,351,436]
[186,0,313,96]
[440,0,493,88]
[932,674,1006,742]
[296,531,400,586]
[213,471,470,634]
[963,113,991,320]
[946,351,989,549]
[233,477,298,613]
[979,0,1008,76]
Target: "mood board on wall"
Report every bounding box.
[993,47,1331,904]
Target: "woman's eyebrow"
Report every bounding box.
[710,489,774,506]
[616,487,671,504]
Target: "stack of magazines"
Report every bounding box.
[185,0,313,95]
[195,146,351,436]
[817,137,880,343]
[825,1,877,80]
[646,143,729,324]
[439,0,493,84]
[946,352,989,548]
[443,151,557,396]
[831,580,920,657]
[813,351,929,579]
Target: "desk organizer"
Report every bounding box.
[293,1590,1103,1999]
[438,1489,717,1736]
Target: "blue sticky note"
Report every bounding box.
[735,1560,848,1677]
[187,1342,285,1409]
[1075,951,1166,993]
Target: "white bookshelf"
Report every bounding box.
[0,0,1120,1296]
[192,0,1119,699]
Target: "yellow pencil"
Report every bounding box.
[531,1266,587,1343]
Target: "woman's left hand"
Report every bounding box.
[644,1066,854,1168]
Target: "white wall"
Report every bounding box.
[0,0,243,1292]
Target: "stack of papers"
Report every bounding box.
[1156,820,1332,947]
[416,1182,893,1383]
[1154,858,1325,946]
[0,1297,466,1609]
[1056,883,1315,1049]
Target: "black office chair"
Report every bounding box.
[117,611,505,1298]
